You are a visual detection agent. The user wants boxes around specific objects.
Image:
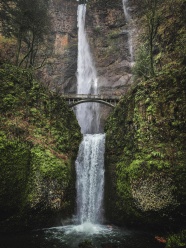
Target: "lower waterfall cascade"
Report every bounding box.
[76,134,106,224]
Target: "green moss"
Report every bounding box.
[29,145,71,197]
[166,230,186,248]
[0,132,31,218]
[105,62,186,228]
[0,64,82,231]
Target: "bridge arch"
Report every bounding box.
[62,94,121,108]
[69,99,115,108]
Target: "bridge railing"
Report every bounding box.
[61,94,121,100]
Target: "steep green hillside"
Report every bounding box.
[0,64,82,231]
[105,66,186,224]
[104,0,186,244]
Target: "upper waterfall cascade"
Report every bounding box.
[76,4,100,134]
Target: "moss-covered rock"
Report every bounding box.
[0,133,31,219]
[105,56,186,230]
[0,65,82,231]
[166,230,186,248]
[104,0,186,232]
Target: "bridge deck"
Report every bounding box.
[62,94,121,107]
[62,94,121,101]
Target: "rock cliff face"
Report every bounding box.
[40,0,137,126]
[86,0,135,126]
[43,0,135,91]
[86,0,133,95]
[39,0,78,93]
[39,0,136,125]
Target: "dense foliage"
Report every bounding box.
[0,0,51,67]
[133,0,186,79]
[0,65,82,231]
[104,0,186,245]
[0,0,82,232]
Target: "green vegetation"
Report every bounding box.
[0,0,51,68]
[0,64,82,231]
[0,134,30,218]
[0,0,82,232]
[166,230,186,248]
[133,0,186,80]
[0,0,124,233]
[105,0,186,237]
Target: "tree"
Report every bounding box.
[146,0,160,76]
[140,0,161,76]
[0,0,51,68]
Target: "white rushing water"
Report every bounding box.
[76,134,105,224]
[122,0,131,22]
[75,4,105,226]
[76,4,100,134]
[122,0,134,62]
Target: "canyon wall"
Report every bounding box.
[104,70,186,229]
[38,0,78,93]
[86,0,133,95]
[43,0,135,93]
[104,0,186,231]
[40,0,137,126]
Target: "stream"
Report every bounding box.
[0,223,165,248]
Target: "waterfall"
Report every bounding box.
[76,4,100,134]
[122,0,134,62]
[122,0,131,22]
[76,134,105,224]
[75,4,105,225]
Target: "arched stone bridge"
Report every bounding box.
[62,94,121,108]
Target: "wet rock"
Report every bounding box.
[101,243,118,248]
[37,0,78,93]
[78,240,95,248]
